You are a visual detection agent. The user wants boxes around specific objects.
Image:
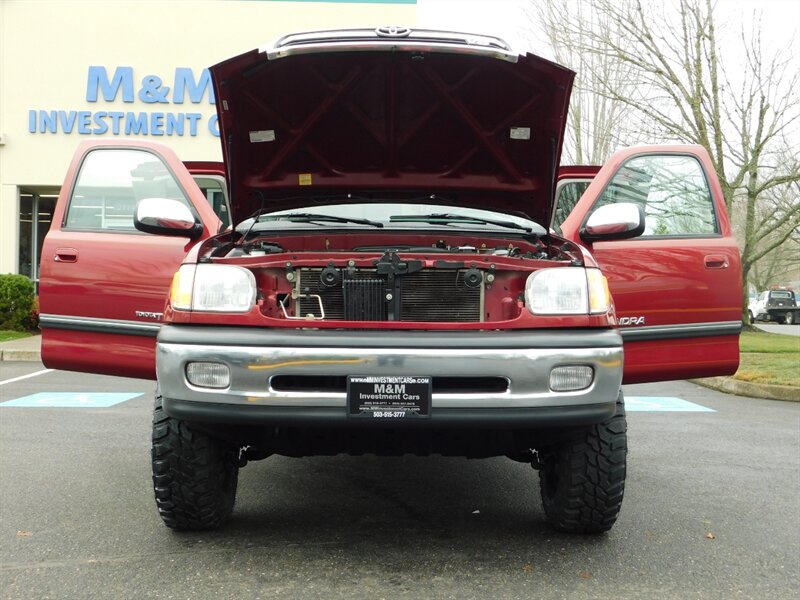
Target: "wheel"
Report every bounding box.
[785,312,795,325]
[151,394,240,530]
[538,393,627,534]
[748,311,754,324]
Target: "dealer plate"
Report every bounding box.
[347,375,431,418]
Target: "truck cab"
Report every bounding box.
[749,289,799,325]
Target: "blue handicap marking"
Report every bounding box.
[625,396,715,412]
[0,392,142,408]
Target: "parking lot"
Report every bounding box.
[1,362,798,599]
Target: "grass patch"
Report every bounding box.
[739,331,800,354]
[0,330,32,343]
[735,331,800,387]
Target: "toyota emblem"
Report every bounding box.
[376,26,411,38]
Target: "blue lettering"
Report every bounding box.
[186,113,201,136]
[58,111,77,133]
[39,111,58,133]
[26,107,221,137]
[92,112,109,134]
[166,113,184,136]
[108,112,124,134]
[125,112,148,134]
[78,111,92,134]
[151,112,164,136]
[138,75,170,104]
[173,68,215,104]
[86,66,134,102]
[208,114,220,137]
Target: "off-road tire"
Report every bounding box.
[151,394,240,530]
[785,312,795,325]
[539,394,627,534]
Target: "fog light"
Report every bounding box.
[550,366,594,392]
[186,362,230,389]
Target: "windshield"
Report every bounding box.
[237,203,544,233]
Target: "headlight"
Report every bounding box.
[525,267,610,315]
[170,264,256,312]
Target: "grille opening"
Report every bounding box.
[270,375,509,394]
[296,267,483,323]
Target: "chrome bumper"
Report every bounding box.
[156,327,623,411]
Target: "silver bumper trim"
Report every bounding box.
[156,341,622,410]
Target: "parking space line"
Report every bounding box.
[626,396,715,412]
[0,392,143,408]
[0,369,54,387]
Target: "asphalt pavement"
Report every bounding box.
[1,362,798,599]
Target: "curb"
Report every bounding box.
[690,377,800,402]
[0,349,42,362]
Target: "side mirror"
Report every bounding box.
[580,203,645,242]
[134,198,203,239]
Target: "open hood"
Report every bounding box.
[210,28,574,227]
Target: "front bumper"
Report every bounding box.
[156,326,623,427]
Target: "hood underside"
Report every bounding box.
[210,29,574,226]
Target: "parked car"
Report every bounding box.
[38,28,742,533]
[748,290,799,325]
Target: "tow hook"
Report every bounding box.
[529,448,545,471]
[238,447,272,468]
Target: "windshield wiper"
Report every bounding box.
[239,212,384,231]
[389,213,532,233]
[235,210,383,245]
[262,212,384,228]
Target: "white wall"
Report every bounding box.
[0,0,416,273]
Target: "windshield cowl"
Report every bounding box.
[234,203,546,236]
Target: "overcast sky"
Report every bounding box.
[416,0,800,58]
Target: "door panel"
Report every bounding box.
[560,146,741,384]
[39,141,220,379]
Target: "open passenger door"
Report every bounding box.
[559,145,741,384]
[39,140,221,379]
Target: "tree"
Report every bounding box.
[745,177,800,291]
[528,1,638,164]
[531,0,800,322]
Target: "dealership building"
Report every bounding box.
[0,0,417,284]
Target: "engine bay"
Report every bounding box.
[198,231,586,325]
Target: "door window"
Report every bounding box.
[553,179,592,233]
[590,155,718,236]
[193,176,230,229]
[65,149,190,231]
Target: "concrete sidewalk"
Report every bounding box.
[0,334,43,362]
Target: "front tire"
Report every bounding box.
[538,394,627,534]
[785,312,795,325]
[151,394,240,530]
[748,311,755,324]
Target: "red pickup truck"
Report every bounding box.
[39,28,741,533]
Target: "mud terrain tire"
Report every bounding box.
[151,394,239,530]
[539,394,627,533]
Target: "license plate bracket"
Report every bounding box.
[347,375,432,419]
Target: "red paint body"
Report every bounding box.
[560,146,741,382]
[40,143,740,383]
[40,141,220,379]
